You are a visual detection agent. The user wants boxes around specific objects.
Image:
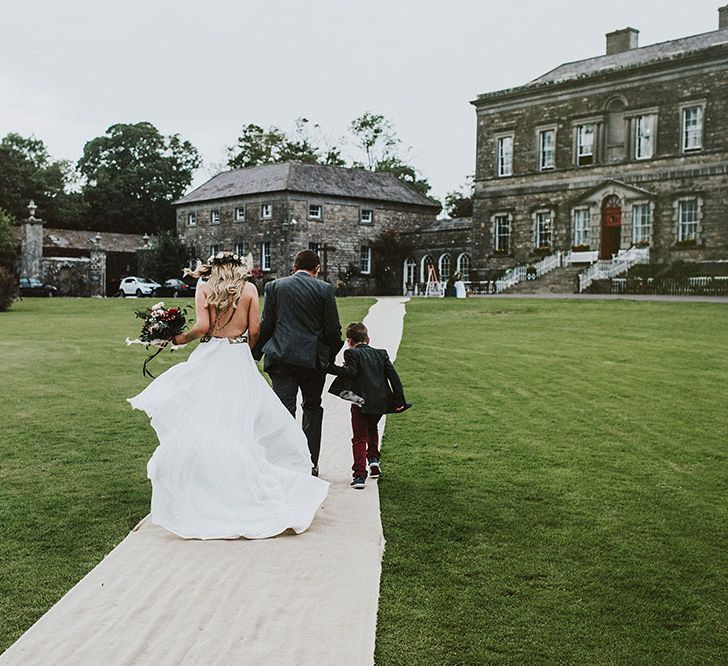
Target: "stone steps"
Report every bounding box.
[506,266,583,294]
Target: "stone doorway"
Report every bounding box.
[600,195,622,259]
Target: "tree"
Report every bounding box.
[349,113,399,169]
[444,177,474,218]
[375,156,432,198]
[137,230,189,283]
[227,118,345,168]
[349,113,432,197]
[370,228,413,295]
[0,133,85,227]
[0,208,17,271]
[78,122,201,234]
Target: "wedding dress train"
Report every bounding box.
[129,337,329,539]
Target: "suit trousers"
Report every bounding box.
[268,362,326,467]
[350,405,382,479]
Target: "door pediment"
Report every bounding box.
[570,179,656,206]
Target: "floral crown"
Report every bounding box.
[207,251,243,265]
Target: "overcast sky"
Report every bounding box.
[1,0,725,203]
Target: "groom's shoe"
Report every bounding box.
[368,459,381,479]
[311,466,319,477]
[350,476,366,490]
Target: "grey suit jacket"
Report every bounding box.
[253,272,343,371]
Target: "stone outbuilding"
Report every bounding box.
[471,6,728,275]
[173,162,441,292]
[15,202,149,296]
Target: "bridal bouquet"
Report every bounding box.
[126,302,190,377]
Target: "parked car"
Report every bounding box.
[118,276,161,297]
[19,277,58,297]
[153,278,196,298]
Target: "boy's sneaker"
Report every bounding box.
[350,476,366,490]
[368,459,381,478]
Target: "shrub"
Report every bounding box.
[0,266,16,311]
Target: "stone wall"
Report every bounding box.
[42,257,91,296]
[175,193,437,292]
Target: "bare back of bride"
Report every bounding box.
[129,252,329,540]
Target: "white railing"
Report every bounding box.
[578,246,650,292]
[495,251,564,293]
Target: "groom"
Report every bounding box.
[253,249,343,476]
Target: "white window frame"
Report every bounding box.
[360,246,372,275]
[534,209,553,248]
[360,208,374,224]
[234,206,245,222]
[187,211,197,227]
[308,204,322,220]
[492,213,511,253]
[438,253,451,281]
[572,207,591,247]
[210,209,220,225]
[538,127,556,171]
[634,115,655,160]
[496,134,513,177]
[260,241,272,270]
[209,243,220,256]
[456,253,471,282]
[631,202,652,244]
[576,124,595,166]
[676,197,700,242]
[680,103,705,153]
[420,255,435,282]
[235,242,247,256]
[261,203,273,219]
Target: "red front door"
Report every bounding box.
[600,198,622,260]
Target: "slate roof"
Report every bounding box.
[43,228,149,252]
[531,27,728,86]
[409,217,472,233]
[173,162,440,209]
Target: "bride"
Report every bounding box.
[128,252,329,540]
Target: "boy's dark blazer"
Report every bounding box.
[328,344,406,414]
[253,271,343,371]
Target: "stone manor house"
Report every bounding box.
[467,6,728,281]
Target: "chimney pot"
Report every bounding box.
[606,27,639,55]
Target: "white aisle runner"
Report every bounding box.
[1,297,408,666]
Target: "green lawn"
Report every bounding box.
[375,298,728,665]
[0,296,373,652]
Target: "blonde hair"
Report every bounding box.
[184,252,253,312]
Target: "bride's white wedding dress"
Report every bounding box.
[128,335,329,540]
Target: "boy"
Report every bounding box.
[327,322,410,490]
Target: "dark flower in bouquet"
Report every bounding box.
[126,302,191,377]
[135,301,189,344]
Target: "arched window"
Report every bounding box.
[403,257,417,289]
[605,97,626,162]
[457,253,471,282]
[420,255,436,283]
[438,254,451,282]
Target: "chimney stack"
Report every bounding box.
[606,28,639,55]
[720,5,728,29]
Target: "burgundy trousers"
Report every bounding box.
[350,405,382,478]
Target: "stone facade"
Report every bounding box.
[173,163,440,292]
[401,218,475,292]
[471,11,728,274]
